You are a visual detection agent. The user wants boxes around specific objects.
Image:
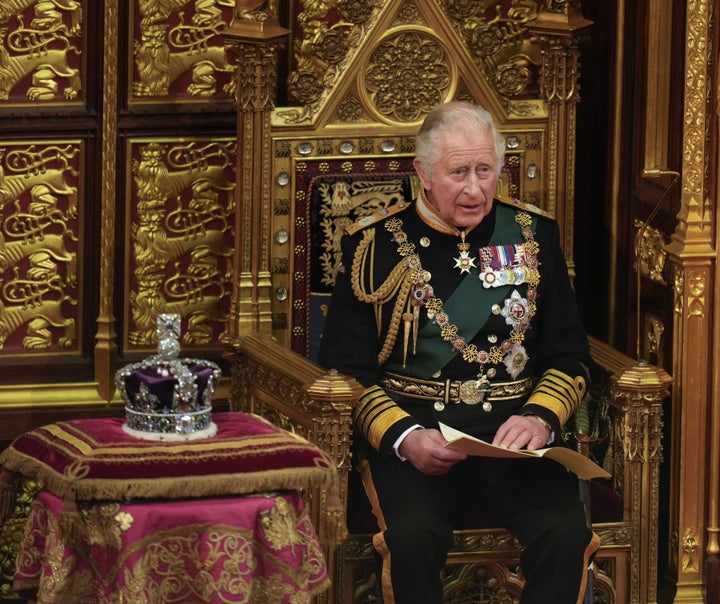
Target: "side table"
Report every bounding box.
[0,412,338,603]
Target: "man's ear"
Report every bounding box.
[413,157,431,189]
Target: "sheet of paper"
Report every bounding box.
[439,423,610,480]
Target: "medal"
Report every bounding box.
[501,289,531,331]
[453,230,476,274]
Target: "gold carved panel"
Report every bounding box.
[0,140,82,353]
[129,0,236,103]
[357,25,458,125]
[286,0,547,122]
[123,137,235,352]
[0,0,84,106]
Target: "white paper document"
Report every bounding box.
[439,423,611,480]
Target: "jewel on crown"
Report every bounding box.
[116,314,220,441]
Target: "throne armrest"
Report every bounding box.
[224,333,363,542]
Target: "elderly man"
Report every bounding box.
[319,101,598,604]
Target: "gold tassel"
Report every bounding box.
[321,484,347,543]
[402,312,413,368]
[59,498,81,545]
[413,307,419,356]
[0,470,16,520]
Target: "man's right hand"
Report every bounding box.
[398,428,467,476]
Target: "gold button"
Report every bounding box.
[482,402,492,412]
[492,304,501,315]
[420,237,431,247]
[434,401,445,412]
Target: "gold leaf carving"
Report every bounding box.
[681,528,700,572]
[634,220,668,284]
[0,143,79,351]
[0,2,82,102]
[133,0,235,99]
[364,31,452,123]
[128,140,235,347]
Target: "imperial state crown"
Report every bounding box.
[115,314,220,441]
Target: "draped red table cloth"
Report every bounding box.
[14,489,329,603]
[0,412,337,603]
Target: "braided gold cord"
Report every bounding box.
[377,274,414,365]
[351,230,409,304]
[349,228,415,364]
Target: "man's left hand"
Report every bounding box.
[492,415,550,451]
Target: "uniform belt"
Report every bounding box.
[380,372,533,406]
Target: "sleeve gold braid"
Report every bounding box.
[524,368,586,426]
[354,386,411,451]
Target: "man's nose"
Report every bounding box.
[465,171,483,194]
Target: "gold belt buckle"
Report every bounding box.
[458,380,488,405]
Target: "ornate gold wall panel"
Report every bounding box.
[129,0,235,103]
[0,0,84,106]
[0,3,237,409]
[0,141,82,353]
[123,137,235,353]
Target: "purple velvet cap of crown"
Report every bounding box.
[121,362,216,413]
[115,356,221,437]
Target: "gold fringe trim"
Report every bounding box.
[0,448,336,503]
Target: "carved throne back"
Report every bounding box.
[224,3,657,603]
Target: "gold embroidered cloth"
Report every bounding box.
[14,489,329,603]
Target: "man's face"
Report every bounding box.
[414,126,500,229]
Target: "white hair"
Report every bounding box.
[415,101,506,178]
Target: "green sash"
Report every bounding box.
[393,204,536,377]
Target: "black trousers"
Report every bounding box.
[358,447,598,604]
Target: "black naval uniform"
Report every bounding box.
[318,193,599,604]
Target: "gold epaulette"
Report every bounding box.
[344,200,413,236]
[495,194,553,219]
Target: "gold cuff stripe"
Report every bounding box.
[365,407,411,451]
[354,386,392,428]
[355,386,411,450]
[526,369,586,425]
[356,398,396,435]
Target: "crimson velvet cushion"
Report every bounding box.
[0,412,336,502]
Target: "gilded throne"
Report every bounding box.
[223,1,668,603]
